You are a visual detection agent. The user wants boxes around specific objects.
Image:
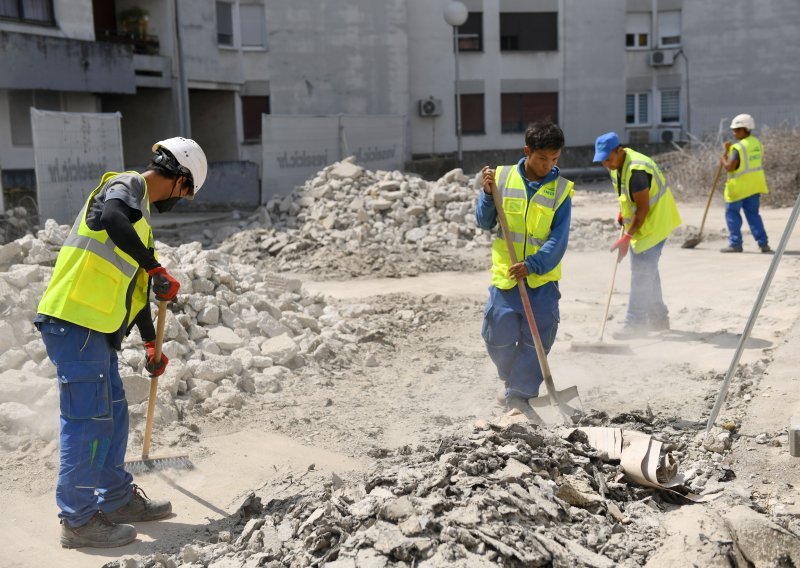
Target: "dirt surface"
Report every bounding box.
[1,191,799,567]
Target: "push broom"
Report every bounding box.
[570,227,633,355]
[125,300,193,473]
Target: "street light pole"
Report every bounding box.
[452,26,463,169]
[444,1,468,169]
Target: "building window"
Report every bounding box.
[9,90,62,146]
[500,13,557,52]
[458,12,482,52]
[625,92,650,126]
[660,89,680,123]
[0,0,54,24]
[240,3,267,48]
[658,11,681,47]
[625,13,650,49]
[216,1,234,46]
[460,94,484,135]
[241,95,270,141]
[501,93,558,133]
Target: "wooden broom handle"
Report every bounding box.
[142,300,167,460]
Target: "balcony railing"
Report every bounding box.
[95,28,160,56]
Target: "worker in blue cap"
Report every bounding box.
[593,132,681,338]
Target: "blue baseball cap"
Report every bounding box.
[593,132,620,162]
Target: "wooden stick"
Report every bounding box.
[141,300,167,460]
[598,227,624,342]
[697,162,725,239]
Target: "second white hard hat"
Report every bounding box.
[730,114,755,131]
[152,137,208,196]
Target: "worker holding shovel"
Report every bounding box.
[476,122,574,421]
[719,114,771,254]
[593,132,681,339]
[34,138,207,548]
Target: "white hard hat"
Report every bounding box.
[151,137,208,196]
[730,114,755,131]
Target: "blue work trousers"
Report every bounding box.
[482,281,560,399]
[725,194,768,247]
[38,320,133,527]
[625,239,668,327]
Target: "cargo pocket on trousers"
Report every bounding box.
[57,361,110,419]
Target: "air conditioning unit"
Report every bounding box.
[418,97,442,117]
[660,128,682,143]
[648,50,675,67]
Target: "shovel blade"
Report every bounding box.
[681,235,702,249]
[528,385,582,425]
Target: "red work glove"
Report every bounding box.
[144,341,169,377]
[611,233,632,263]
[147,266,180,301]
[617,211,624,226]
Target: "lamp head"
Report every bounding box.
[444,1,468,26]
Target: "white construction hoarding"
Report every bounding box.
[31,109,124,224]
[261,114,405,201]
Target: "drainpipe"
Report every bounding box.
[174,0,191,137]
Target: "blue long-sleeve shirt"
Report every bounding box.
[475,159,571,276]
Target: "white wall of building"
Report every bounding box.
[683,0,800,135]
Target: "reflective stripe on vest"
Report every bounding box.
[496,175,570,247]
[729,140,763,179]
[490,165,573,290]
[37,172,153,333]
[613,150,681,253]
[724,136,768,202]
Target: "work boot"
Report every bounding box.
[505,396,544,426]
[60,511,136,549]
[760,244,773,254]
[720,245,743,253]
[104,484,172,523]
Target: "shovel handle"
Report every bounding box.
[487,176,559,407]
[142,300,167,460]
[598,226,624,342]
[697,162,725,238]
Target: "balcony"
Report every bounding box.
[95,28,159,56]
[0,31,136,94]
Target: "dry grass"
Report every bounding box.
[656,124,800,207]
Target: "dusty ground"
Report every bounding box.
[1,192,799,567]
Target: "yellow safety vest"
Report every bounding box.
[724,135,768,203]
[612,149,681,253]
[490,165,574,290]
[38,172,153,334]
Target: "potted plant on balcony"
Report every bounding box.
[119,6,149,38]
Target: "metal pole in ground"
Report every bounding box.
[706,192,800,432]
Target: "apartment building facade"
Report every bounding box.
[0,0,798,208]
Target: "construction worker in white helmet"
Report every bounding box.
[34,137,208,548]
[719,114,771,253]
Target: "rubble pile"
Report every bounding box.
[0,221,415,450]
[0,206,38,246]
[210,160,490,278]
[107,421,673,568]
[209,160,623,278]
